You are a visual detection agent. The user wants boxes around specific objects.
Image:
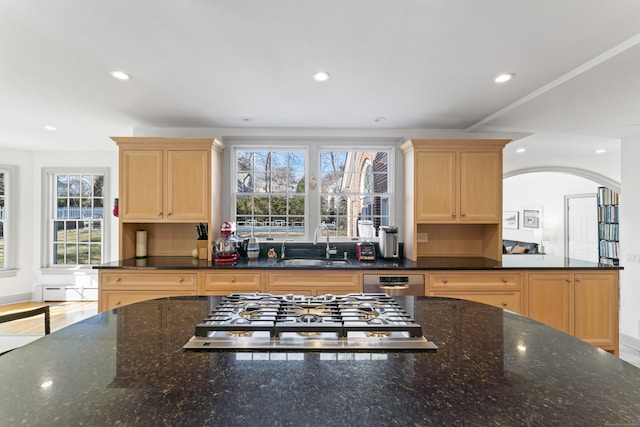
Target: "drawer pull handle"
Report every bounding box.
[502,279,507,283]
[380,285,409,291]
[178,278,184,283]
[167,212,172,216]
[115,278,121,283]
[230,278,236,283]
[442,279,448,284]
[115,301,121,306]
[501,302,507,307]
[575,279,581,283]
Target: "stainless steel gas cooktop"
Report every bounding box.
[183,293,437,352]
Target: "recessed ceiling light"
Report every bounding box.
[374,117,385,123]
[313,71,331,82]
[240,116,253,122]
[595,149,607,154]
[44,125,57,131]
[516,148,526,153]
[111,70,131,80]
[494,73,515,83]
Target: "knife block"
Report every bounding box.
[196,240,209,260]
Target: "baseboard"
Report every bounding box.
[0,293,33,306]
[620,333,640,351]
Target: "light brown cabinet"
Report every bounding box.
[402,139,509,261]
[415,150,502,223]
[111,137,217,260]
[202,272,264,295]
[117,140,210,222]
[427,271,522,313]
[267,271,361,295]
[99,270,199,311]
[526,271,619,354]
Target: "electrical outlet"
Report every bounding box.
[417,232,428,242]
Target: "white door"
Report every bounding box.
[566,194,598,262]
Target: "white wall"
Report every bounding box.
[503,172,601,256]
[0,147,35,303]
[620,137,640,341]
[0,147,118,303]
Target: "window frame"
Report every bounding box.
[228,141,395,242]
[0,165,17,276]
[42,167,109,270]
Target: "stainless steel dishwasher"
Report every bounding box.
[363,274,425,296]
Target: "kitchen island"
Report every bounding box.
[1,296,638,426]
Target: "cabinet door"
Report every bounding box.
[120,150,163,220]
[415,151,457,222]
[166,150,210,221]
[459,151,501,222]
[573,272,618,351]
[526,273,571,333]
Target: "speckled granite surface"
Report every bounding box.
[96,254,622,271]
[1,296,638,426]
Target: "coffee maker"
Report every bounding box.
[378,226,399,258]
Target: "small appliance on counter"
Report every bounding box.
[356,241,376,262]
[379,225,399,259]
[238,236,260,260]
[213,222,240,264]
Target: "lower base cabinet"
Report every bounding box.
[267,271,361,295]
[427,271,523,313]
[526,271,619,354]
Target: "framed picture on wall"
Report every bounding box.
[503,211,519,229]
[523,209,540,228]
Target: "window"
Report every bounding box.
[0,170,6,269]
[234,149,306,238]
[49,171,105,266]
[231,144,393,241]
[319,149,391,239]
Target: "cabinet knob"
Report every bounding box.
[461,213,466,217]
[167,212,172,216]
[115,301,121,306]
[178,278,184,283]
[115,278,121,283]
[501,302,507,307]
[566,279,571,283]
[442,279,448,284]
[157,212,162,217]
[451,213,456,218]
[230,278,236,283]
[502,278,507,283]
[575,278,581,283]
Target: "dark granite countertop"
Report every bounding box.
[95,254,622,271]
[1,296,638,426]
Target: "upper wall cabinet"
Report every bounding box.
[414,147,503,223]
[113,138,212,222]
[402,139,509,261]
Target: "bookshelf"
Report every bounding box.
[597,187,619,266]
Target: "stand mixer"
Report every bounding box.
[213,222,240,264]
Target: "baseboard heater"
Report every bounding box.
[42,286,98,302]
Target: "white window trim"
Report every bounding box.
[41,167,110,271]
[0,165,18,277]
[227,140,395,242]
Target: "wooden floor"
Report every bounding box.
[0,301,98,335]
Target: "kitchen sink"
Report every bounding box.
[276,258,352,267]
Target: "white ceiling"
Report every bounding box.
[1,1,638,173]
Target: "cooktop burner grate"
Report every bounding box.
[184,293,438,352]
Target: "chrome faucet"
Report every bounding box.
[314,223,337,259]
[281,239,294,259]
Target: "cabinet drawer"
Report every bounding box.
[100,290,198,311]
[428,290,521,313]
[203,273,262,294]
[267,271,360,295]
[101,272,198,290]
[428,272,521,289]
